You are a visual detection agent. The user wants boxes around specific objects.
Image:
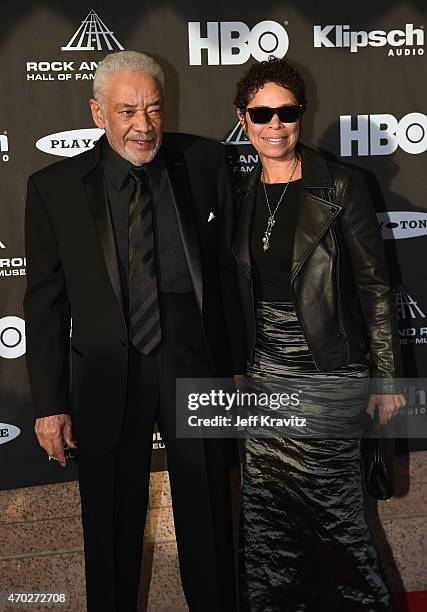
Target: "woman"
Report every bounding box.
[232,58,405,611]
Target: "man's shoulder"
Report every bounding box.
[163,132,223,158]
[300,142,365,189]
[28,144,98,188]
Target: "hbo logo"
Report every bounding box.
[188,21,289,65]
[340,113,427,156]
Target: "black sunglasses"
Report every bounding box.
[246,104,303,124]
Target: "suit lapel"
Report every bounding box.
[83,146,124,314]
[163,147,204,314]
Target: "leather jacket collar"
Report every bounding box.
[232,143,342,283]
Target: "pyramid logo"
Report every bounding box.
[62,10,124,51]
[222,122,251,145]
[395,285,426,320]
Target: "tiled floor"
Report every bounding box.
[0,451,426,611]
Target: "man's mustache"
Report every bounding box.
[125,134,156,143]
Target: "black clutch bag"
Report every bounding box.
[361,408,395,500]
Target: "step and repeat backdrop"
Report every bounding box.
[1,1,426,488]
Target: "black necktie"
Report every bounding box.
[128,166,162,355]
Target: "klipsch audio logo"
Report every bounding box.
[26,11,124,82]
[396,285,427,345]
[314,24,424,56]
[377,212,427,240]
[340,113,427,156]
[188,20,289,65]
[36,128,104,157]
[62,10,124,51]
[0,316,26,359]
[1,133,9,163]
[0,424,21,446]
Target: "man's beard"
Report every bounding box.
[104,126,163,166]
[123,134,163,165]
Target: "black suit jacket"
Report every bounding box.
[24,133,246,450]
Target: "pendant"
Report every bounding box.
[262,215,275,251]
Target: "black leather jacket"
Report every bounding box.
[232,144,402,390]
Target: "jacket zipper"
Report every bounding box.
[331,226,350,360]
[247,270,257,363]
[290,283,321,372]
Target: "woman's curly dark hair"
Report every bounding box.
[233,57,307,114]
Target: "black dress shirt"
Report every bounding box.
[101,138,193,317]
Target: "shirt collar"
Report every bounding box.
[142,147,164,191]
[101,137,165,191]
[101,137,132,191]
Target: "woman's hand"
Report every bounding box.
[366,394,406,425]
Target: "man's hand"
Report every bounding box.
[34,414,76,467]
[366,394,406,425]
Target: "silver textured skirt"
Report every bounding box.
[240,301,392,612]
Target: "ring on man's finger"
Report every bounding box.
[48,455,57,461]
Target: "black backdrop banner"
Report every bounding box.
[1,1,426,489]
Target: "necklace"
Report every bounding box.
[261,156,299,252]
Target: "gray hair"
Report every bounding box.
[93,51,165,102]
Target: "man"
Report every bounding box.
[24,51,246,612]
